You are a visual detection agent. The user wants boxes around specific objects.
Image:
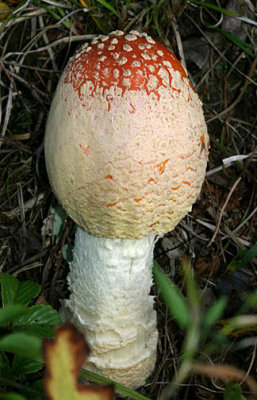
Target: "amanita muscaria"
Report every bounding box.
[45,30,209,388]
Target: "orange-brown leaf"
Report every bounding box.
[43,322,114,400]
[0,0,11,19]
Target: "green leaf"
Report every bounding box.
[204,297,227,327]
[30,380,45,400]
[227,244,257,271]
[12,355,43,375]
[12,354,44,377]
[13,305,61,337]
[0,274,19,306]
[62,243,73,262]
[0,332,42,359]
[0,274,41,306]
[15,280,41,306]
[0,393,27,400]
[224,381,242,399]
[153,261,190,329]
[0,351,12,377]
[52,205,67,241]
[0,304,27,327]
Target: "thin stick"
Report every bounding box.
[208,177,242,246]
[170,14,187,71]
[207,54,257,123]
[193,362,257,396]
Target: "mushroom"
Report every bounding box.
[44,30,209,388]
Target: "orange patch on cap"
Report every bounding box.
[156,159,169,175]
[79,144,90,154]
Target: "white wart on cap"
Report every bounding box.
[45,30,209,239]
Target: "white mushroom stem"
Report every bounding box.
[61,227,158,388]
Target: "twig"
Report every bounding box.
[196,44,231,91]
[233,205,257,234]
[206,150,257,177]
[207,54,257,123]
[39,15,58,72]
[208,177,242,246]
[192,363,257,397]
[187,14,257,87]
[170,14,187,71]
[0,376,43,395]
[239,338,257,386]
[0,81,13,146]
[24,34,96,54]
[3,192,44,218]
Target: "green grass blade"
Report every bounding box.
[152,0,161,36]
[182,258,199,307]
[214,28,255,58]
[156,259,202,399]
[66,0,84,9]
[153,261,190,329]
[0,394,27,400]
[80,369,151,400]
[221,315,257,336]
[191,1,239,17]
[31,0,70,28]
[227,244,257,271]
[95,0,120,19]
[204,296,227,327]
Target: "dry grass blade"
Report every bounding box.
[22,34,96,54]
[207,54,257,123]
[0,82,13,141]
[192,363,257,397]
[187,13,257,87]
[208,177,242,246]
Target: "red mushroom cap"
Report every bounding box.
[64,31,192,107]
[45,30,209,238]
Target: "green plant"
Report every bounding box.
[0,273,61,399]
[0,272,153,400]
[2,258,256,400]
[153,259,257,400]
[227,244,257,271]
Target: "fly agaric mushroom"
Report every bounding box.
[44,30,209,388]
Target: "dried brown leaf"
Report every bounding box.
[43,322,114,400]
